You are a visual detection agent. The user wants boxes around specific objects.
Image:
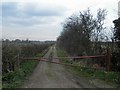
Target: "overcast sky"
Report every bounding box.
[1,0,119,41]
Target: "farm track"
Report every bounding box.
[21,46,115,88]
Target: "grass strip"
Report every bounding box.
[2,47,49,88]
[2,60,37,88]
[57,47,120,86]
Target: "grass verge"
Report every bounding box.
[2,60,38,88]
[2,48,49,88]
[56,47,120,87]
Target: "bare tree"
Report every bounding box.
[57,8,107,56]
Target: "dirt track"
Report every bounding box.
[22,46,115,88]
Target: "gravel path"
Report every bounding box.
[21,46,115,88]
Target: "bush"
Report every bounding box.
[111,52,120,72]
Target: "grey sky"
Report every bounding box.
[1,0,119,41]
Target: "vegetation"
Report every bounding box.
[57,48,120,86]
[57,8,120,72]
[57,8,107,56]
[111,18,120,71]
[2,60,37,88]
[113,18,120,49]
[2,39,54,88]
[57,8,108,72]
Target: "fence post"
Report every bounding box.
[105,48,111,71]
[17,54,20,69]
[14,54,20,70]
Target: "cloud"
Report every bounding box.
[2,16,64,27]
[1,0,119,41]
[3,16,48,26]
[1,1,65,40]
[2,2,18,17]
[2,23,62,41]
[23,4,67,17]
[1,2,68,26]
[2,2,68,18]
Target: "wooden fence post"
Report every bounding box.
[14,54,20,70]
[105,48,111,71]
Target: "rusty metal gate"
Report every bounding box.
[21,48,111,71]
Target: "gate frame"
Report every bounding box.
[21,49,111,71]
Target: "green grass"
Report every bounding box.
[0,83,2,89]
[2,60,38,88]
[57,47,120,86]
[2,48,49,88]
[35,47,50,57]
